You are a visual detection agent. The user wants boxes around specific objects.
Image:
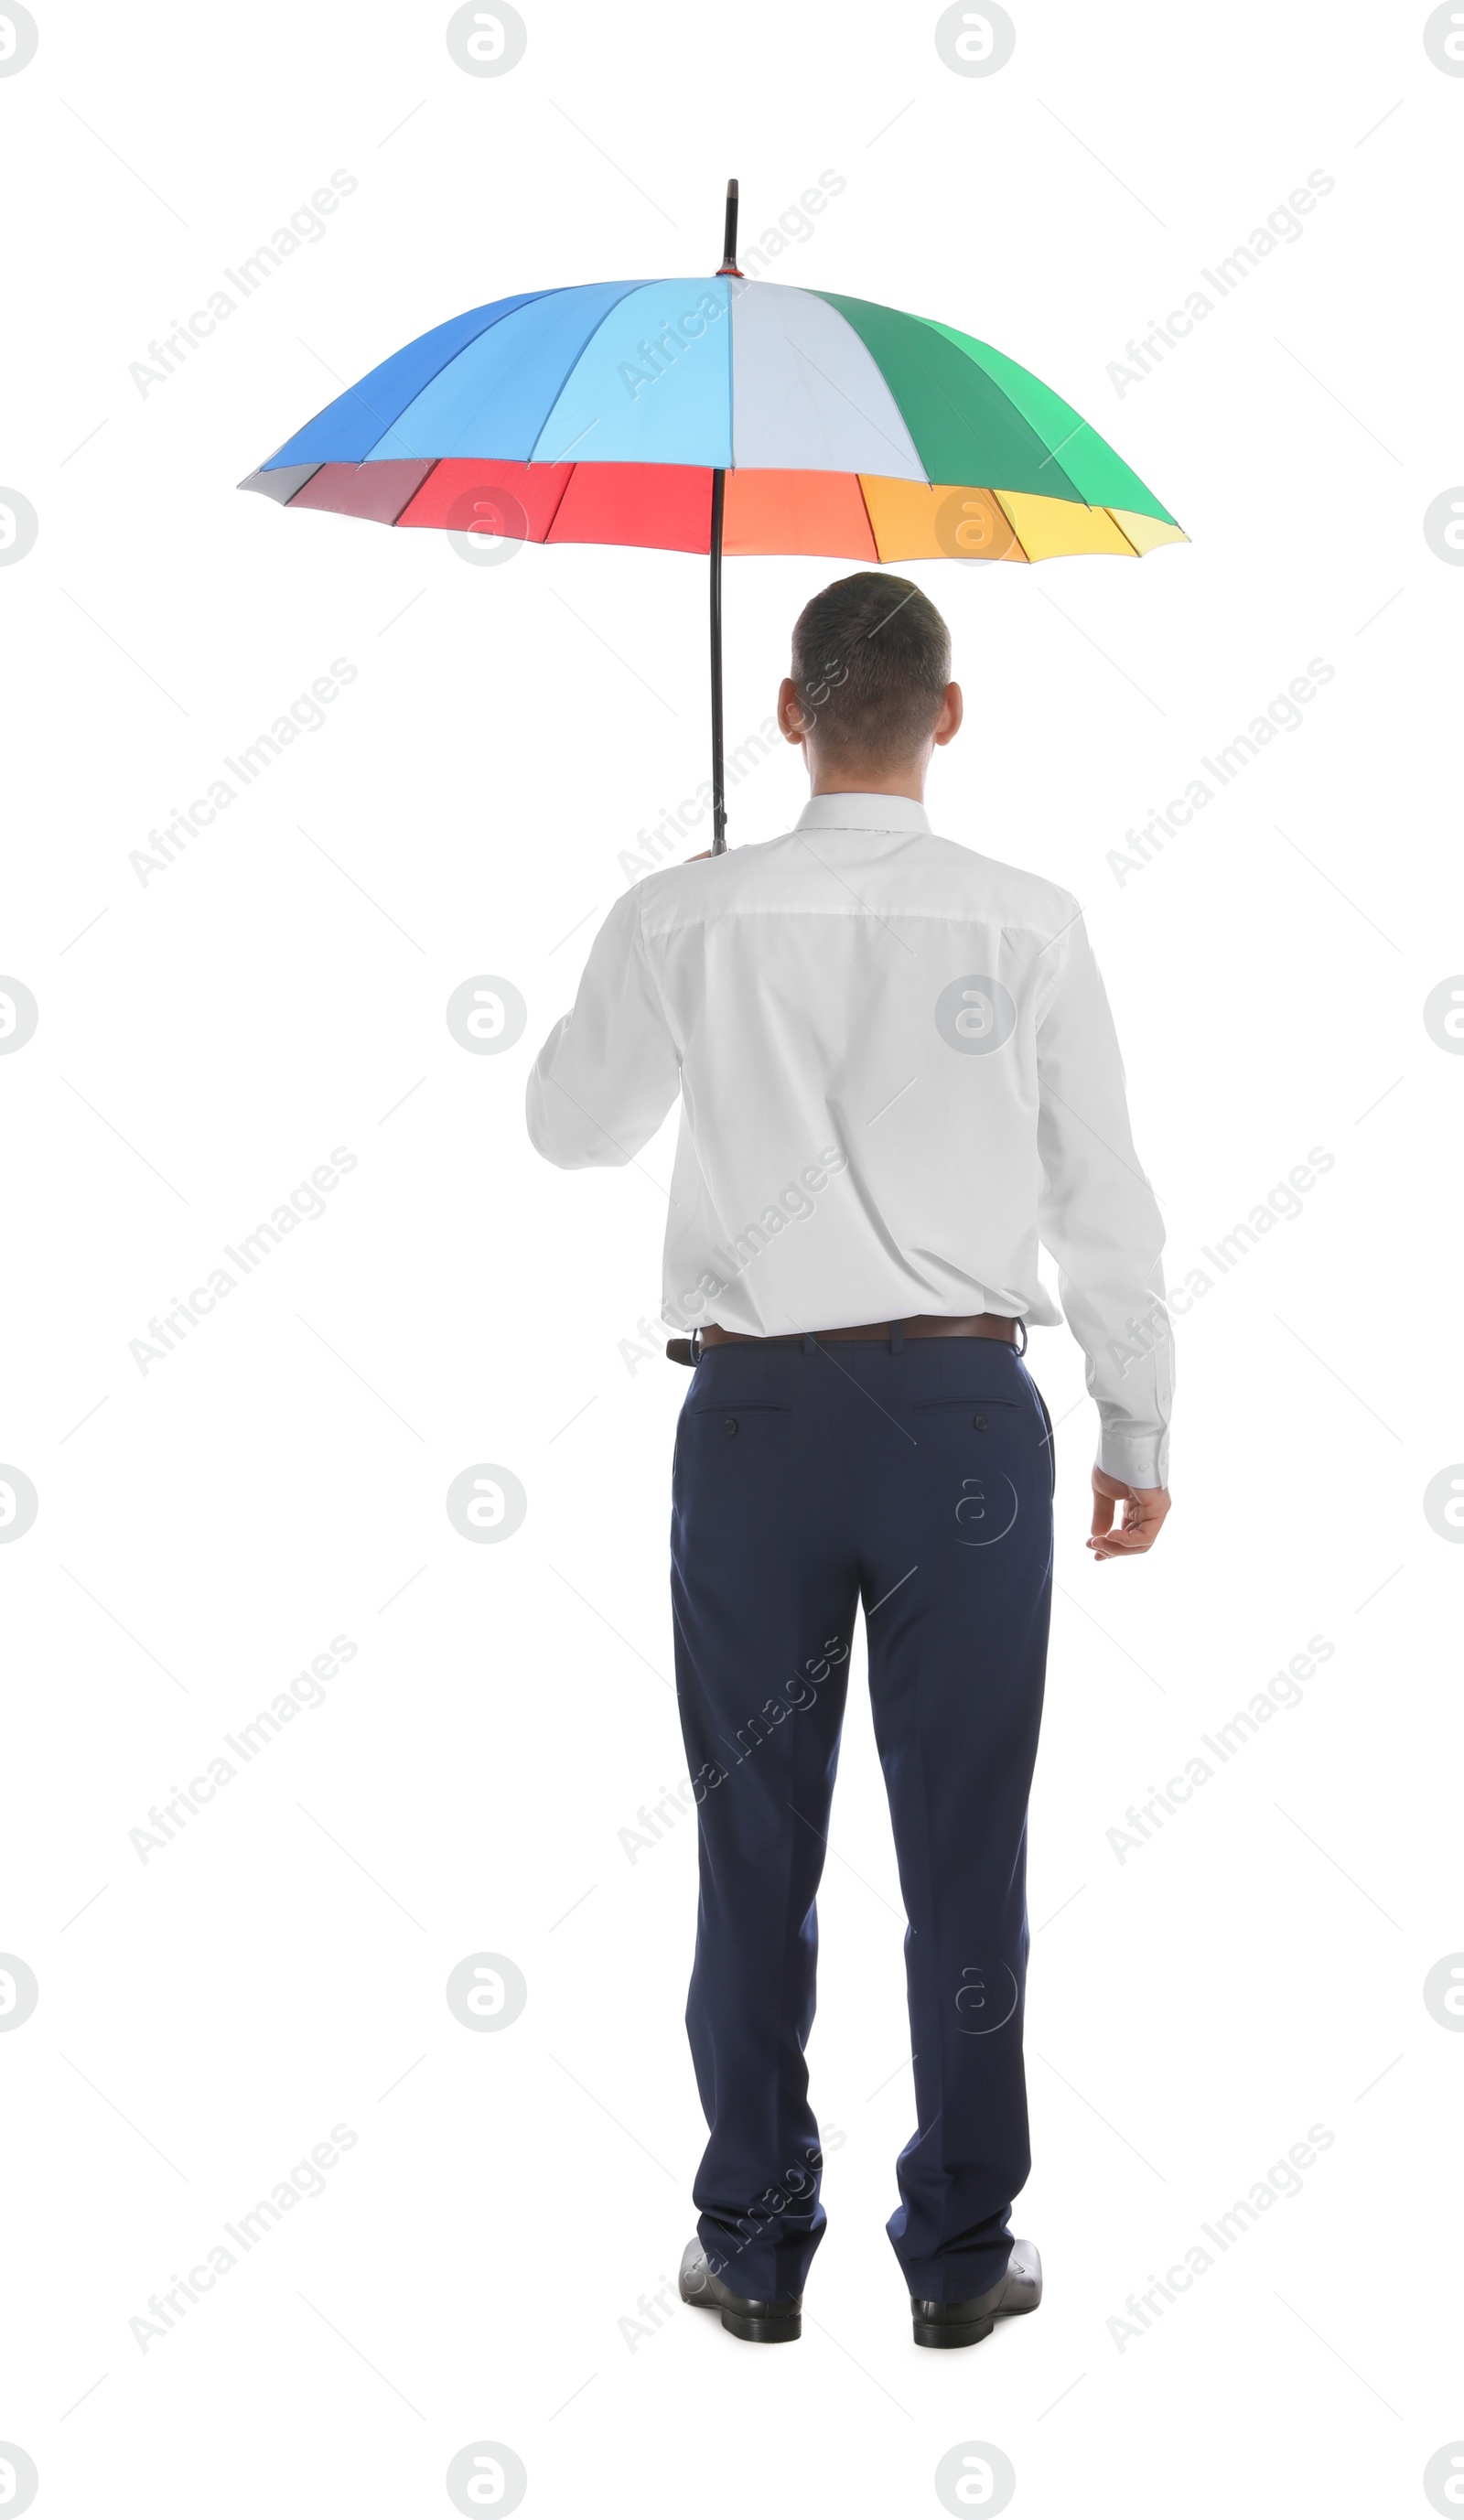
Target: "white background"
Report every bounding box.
[2,2,1461,2514]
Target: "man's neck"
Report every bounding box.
[809,765,927,802]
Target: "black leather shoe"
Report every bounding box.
[679,2238,802,2343]
[910,2237,1042,2349]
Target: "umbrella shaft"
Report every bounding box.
[710,468,727,854]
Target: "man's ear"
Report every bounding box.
[931,682,963,748]
[777,676,809,748]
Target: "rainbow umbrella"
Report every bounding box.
[242,182,1185,851]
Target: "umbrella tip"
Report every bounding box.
[717,178,742,278]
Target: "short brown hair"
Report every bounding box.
[790,572,951,761]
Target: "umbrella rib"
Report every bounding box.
[385,458,440,524]
[908,310,1086,507]
[383,293,580,464]
[388,294,579,468]
[433,302,608,468]
[253,284,1178,574]
[988,487,1034,564]
[1034,414,1098,481]
[289,294,565,470]
[787,337,920,473]
[294,359,422,468]
[727,287,737,479]
[526,280,678,468]
[539,462,578,544]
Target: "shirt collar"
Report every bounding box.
[793,792,931,836]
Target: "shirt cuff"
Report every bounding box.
[1095,1428,1169,1490]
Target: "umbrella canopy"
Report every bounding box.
[242,182,1185,843]
[242,282,1183,564]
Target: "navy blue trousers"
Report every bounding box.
[670,1331,1054,2306]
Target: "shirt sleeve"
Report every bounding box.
[525,885,682,1168]
[1034,910,1173,1489]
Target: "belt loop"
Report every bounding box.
[802,1332,815,1354]
[889,1319,905,1353]
[1015,1318,1028,1357]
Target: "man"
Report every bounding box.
[526,571,1171,2351]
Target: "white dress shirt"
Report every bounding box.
[527,793,1172,1486]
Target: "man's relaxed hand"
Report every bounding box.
[1088,1469,1170,1561]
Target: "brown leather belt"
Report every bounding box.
[666,1312,1020,1365]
